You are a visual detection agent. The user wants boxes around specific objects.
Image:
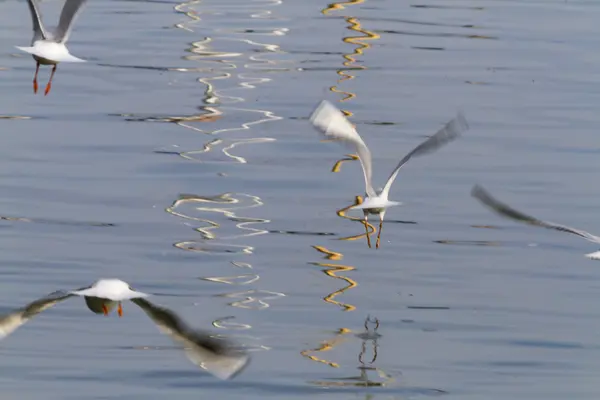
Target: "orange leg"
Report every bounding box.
[44,64,57,96]
[118,303,123,317]
[375,214,384,249]
[33,62,40,94]
[102,303,109,316]
[364,211,372,249]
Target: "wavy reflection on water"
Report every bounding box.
[311,245,357,312]
[201,261,260,285]
[336,195,375,245]
[303,316,397,388]
[167,190,276,352]
[215,289,285,310]
[159,0,290,367]
[167,192,269,241]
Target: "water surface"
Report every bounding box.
[2,0,600,399]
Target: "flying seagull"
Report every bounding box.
[0,279,250,379]
[310,100,469,248]
[472,184,600,260]
[16,0,87,95]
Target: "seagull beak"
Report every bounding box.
[118,302,123,317]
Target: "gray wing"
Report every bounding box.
[53,0,87,43]
[26,0,48,41]
[131,298,250,380]
[0,290,74,340]
[381,111,468,198]
[309,100,377,197]
[471,184,600,244]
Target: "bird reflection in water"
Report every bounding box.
[305,315,396,388]
[0,279,250,380]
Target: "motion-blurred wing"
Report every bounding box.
[471,184,600,244]
[132,298,250,380]
[0,290,73,340]
[54,0,87,43]
[310,100,376,197]
[381,111,468,198]
[26,0,48,41]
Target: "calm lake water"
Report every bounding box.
[2,0,600,398]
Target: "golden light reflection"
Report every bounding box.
[300,327,352,368]
[300,0,380,372]
[311,245,357,312]
[321,0,380,174]
[336,194,375,246]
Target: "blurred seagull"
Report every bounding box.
[16,0,87,95]
[310,100,469,248]
[472,184,600,260]
[68,278,149,317]
[0,279,250,379]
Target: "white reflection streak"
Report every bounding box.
[180,137,276,164]
[216,290,286,310]
[170,0,287,352]
[174,0,203,33]
[202,261,260,286]
[174,241,254,254]
[210,107,282,135]
[167,193,269,240]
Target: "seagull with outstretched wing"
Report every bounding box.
[310,100,469,248]
[16,0,88,95]
[0,279,250,379]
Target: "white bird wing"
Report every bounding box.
[0,290,74,340]
[471,184,600,244]
[26,0,48,41]
[131,298,250,380]
[309,100,377,197]
[53,0,87,43]
[381,111,469,198]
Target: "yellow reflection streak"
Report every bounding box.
[301,0,379,371]
[311,246,357,312]
[335,195,376,247]
[321,0,380,173]
[300,328,353,368]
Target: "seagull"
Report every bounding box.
[309,100,469,248]
[472,184,600,260]
[68,278,149,317]
[16,0,87,95]
[0,279,250,379]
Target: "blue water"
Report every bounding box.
[2,0,600,398]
